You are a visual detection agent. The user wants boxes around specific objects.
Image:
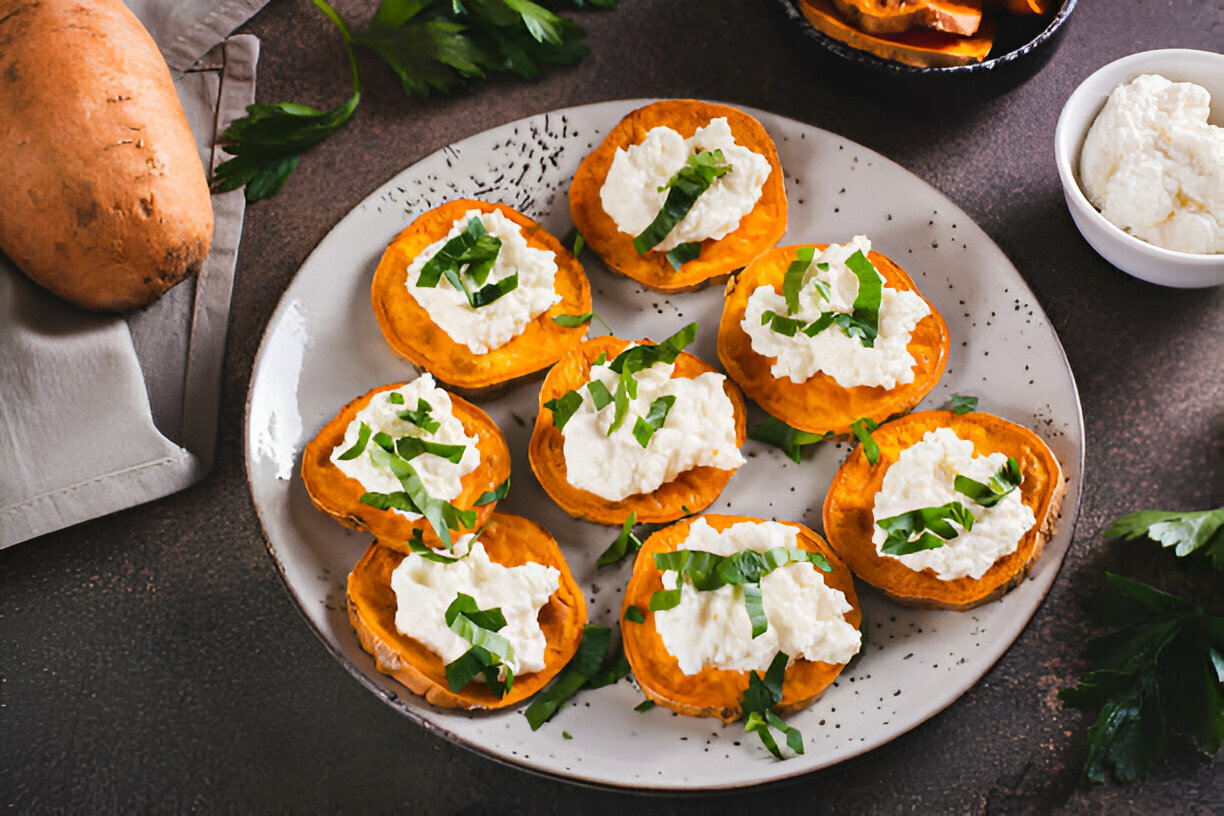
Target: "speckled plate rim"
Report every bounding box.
[244,99,1084,792]
[777,0,1078,77]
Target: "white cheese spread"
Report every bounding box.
[329,374,481,519]
[390,535,559,674]
[406,208,562,353]
[1080,73,1224,255]
[599,117,771,252]
[871,427,1036,581]
[653,518,861,676]
[561,353,744,501]
[741,236,931,388]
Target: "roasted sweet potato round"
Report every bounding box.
[822,410,1065,609]
[347,512,587,710]
[718,243,950,437]
[620,514,861,722]
[569,99,787,293]
[528,335,747,526]
[301,380,511,551]
[371,199,591,396]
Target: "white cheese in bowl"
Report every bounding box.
[1079,73,1224,255]
[406,208,561,353]
[599,117,771,252]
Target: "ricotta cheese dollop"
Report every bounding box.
[599,117,771,252]
[561,354,745,502]
[741,236,931,388]
[1080,73,1224,255]
[406,208,562,353]
[390,534,559,674]
[871,427,1036,581]
[654,518,861,676]
[329,374,481,519]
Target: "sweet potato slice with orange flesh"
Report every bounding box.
[528,335,747,526]
[822,410,1065,610]
[800,0,995,67]
[568,100,787,293]
[301,381,511,552]
[347,513,587,710]
[830,0,984,36]
[620,514,861,723]
[371,199,591,396]
[717,244,949,437]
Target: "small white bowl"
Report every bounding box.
[1054,49,1224,288]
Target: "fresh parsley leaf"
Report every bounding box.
[394,436,467,464]
[666,241,702,270]
[633,151,731,254]
[783,247,816,315]
[607,322,698,374]
[405,528,465,562]
[946,394,979,414]
[524,624,628,730]
[597,512,644,568]
[1059,572,1224,783]
[212,1,360,202]
[336,422,373,460]
[625,605,645,624]
[851,417,880,465]
[760,310,806,338]
[1105,507,1224,568]
[877,502,975,556]
[748,417,831,464]
[632,395,676,447]
[571,229,585,256]
[444,593,514,696]
[954,457,1022,508]
[398,398,441,434]
[741,652,803,760]
[842,250,883,346]
[586,380,614,411]
[387,392,405,405]
[365,445,476,549]
[473,476,510,506]
[544,389,584,431]
[552,312,594,327]
[634,699,656,712]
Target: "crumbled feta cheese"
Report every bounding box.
[871,427,1036,581]
[600,118,771,252]
[406,208,562,353]
[741,236,931,388]
[1080,73,1224,254]
[654,518,861,675]
[330,374,481,519]
[390,535,559,674]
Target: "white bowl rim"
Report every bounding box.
[1054,47,1224,270]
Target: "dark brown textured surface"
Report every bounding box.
[2,0,1222,811]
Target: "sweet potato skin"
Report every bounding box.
[0,0,213,311]
[718,243,950,436]
[347,513,587,710]
[822,410,1065,609]
[620,514,861,722]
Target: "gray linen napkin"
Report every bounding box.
[0,2,269,548]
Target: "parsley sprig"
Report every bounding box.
[1105,507,1224,568]
[213,0,613,201]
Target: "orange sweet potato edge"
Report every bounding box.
[718,243,950,436]
[822,410,1065,609]
[528,335,747,526]
[301,381,511,552]
[568,99,787,293]
[347,512,587,710]
[620,514,862,722]
[371,199,591,395]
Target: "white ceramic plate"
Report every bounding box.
[245,100,1083,791]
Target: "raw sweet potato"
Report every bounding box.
[0,0,213,310]
[347,513,587,710]
[822,410,1065,609]
[620,514,861,722]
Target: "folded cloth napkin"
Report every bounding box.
[0,1,270,549]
